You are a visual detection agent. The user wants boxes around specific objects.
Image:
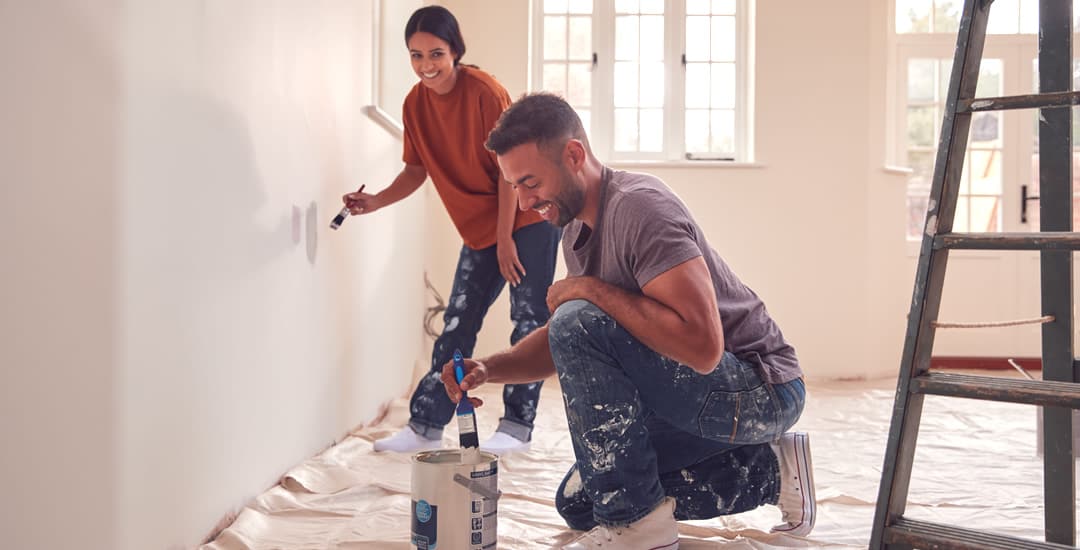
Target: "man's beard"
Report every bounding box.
[552,167,585,227]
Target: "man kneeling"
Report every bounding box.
[442,93,815,549]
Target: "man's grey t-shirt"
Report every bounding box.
[562,169,801,384]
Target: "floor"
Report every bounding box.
[202,371,1074,549]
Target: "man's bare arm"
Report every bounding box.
[546,256,723,373]
[484,325,555,384]
[442,325,555,405]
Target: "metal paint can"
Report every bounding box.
[411,449,500,549]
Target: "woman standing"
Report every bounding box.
[343,5,559,455]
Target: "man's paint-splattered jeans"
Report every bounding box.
[407,221,561,442]
[549,299,806,528]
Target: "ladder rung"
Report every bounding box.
[884,517,1076,550]
[911,372,1080,408]
[959,90,1080,113]
[934,232,1080,250]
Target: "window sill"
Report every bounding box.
[608,160,766,170]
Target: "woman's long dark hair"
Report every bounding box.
[405,6,466,66]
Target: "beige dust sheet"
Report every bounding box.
[204,373,1075,548]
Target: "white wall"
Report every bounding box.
[1,2,121,548]
[2,2,426,548]
[431,0,915,380]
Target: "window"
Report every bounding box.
[533,0,754,162]
[892,0,1080,239]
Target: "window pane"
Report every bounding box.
[685,63,710,108]
[640,109,663,152]
[908,150,935,193]
[641,16,664,61]
[578,109,592,141]
[544,16,567,59]
[1019,0,1038,34]
[975,59,1002,98]
[614,109,639,151]
[544,63,567,94]
[970,112,1000,146]
[934,0,961,33]
[567,63,592,105]
[712,0,736,15]
[686,109,710,152]
[908,59,935,102]
[568,16,591,60]
[711,63,735,108]
[907,106,936,147]
[568,0,593,14]
[969,196,1000,232]
[938,59,953,100]
[969,149,1002,195]
[615,16,639,61]
[615,0,638,13]
[640,0,664,14]
[545,0,569,14]
[987,0,1020,34]
[907,195,930,238]
[711,109,735,153]
[614,62,639,107]
[686,16,711,62]
[953,197,971,232]
[687,0,710,15]
[958,152,971,194]
[896,0,932,33]
[711,16,735,62]
[640,62,665,107]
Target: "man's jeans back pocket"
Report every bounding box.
[698,384,779,444]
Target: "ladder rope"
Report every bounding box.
[931,315,1055,329]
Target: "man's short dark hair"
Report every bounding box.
[485,93,588,159]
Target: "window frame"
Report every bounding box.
[530,0,755,163]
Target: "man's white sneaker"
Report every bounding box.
[372,426,442,453]
[479,431,531,455]
[769,431,816,537]
[562,496,679,550]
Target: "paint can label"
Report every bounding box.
[469,466,497,548]
[411,499,438,549]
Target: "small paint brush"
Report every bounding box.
[330,185,365,230]
[453,349,482,464]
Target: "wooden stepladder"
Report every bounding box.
[870,0,1079,548]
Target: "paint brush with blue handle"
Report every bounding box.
[453,349,482,464]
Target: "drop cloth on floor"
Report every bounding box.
[203,372,1076,549]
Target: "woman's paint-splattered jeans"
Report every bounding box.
[549,299,806,528]
[407,221,562,442]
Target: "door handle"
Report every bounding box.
[1021,184,1040,224]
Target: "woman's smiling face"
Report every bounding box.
[407,31,458,95]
